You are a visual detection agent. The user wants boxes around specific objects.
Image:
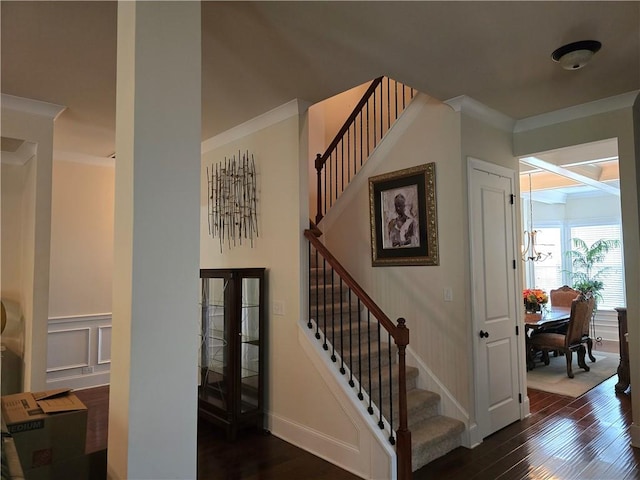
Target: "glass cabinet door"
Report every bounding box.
[198,268,265,439]
[199,276,230,411]
[240,277,261,413]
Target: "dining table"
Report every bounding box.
[524,306,571,370]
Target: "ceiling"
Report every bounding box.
[519,138,620,204]
[1,1,639,160]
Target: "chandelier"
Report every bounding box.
[522,173,551,262]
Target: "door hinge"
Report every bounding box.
[513,260,516,269]
[519,393,522,404]
[516,325,519,336]
[510,194,515,205]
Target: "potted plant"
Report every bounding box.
[565,237,621,304]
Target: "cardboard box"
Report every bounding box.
[1,388,87,475]
[22,453,90,480]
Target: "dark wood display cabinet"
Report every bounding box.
[198,268,266,440]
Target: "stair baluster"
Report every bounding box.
[305,228,412,480]
[314,77,415,224]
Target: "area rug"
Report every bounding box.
[527,350,619,397]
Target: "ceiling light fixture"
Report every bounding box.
[551,40,601,70]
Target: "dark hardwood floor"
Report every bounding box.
[75,346,637,479]
[73,386,359,479]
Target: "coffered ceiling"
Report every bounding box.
[1,1,639,160]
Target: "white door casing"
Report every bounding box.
[468,158,522,440]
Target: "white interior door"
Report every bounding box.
[468,158,521,439]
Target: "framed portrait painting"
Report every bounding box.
[368,163,439,266]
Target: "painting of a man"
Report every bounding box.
[382,186,419,249]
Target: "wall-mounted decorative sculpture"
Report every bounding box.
[207,151,258,252]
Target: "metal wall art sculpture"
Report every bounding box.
[207,151,258,252]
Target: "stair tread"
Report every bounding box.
[410,414,465,471]
[407,388,440,411]
[411,415,465,444]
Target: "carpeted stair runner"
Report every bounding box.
[310,265,464,471]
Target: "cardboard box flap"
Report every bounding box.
[37,394,86,414]
[2,392,42,423]
[33,388,72,401]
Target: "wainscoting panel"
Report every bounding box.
[98,326,112,364]
[47,313,112,390]
[47,328,90,371]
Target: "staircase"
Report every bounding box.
[307,76,465,478]
[308,259,465,472]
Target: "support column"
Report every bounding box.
[109,3,201,479]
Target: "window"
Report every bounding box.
[525,222,626,311]
[529,227,562,295]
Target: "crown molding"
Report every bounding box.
[444,95,515,133]
[1,94,66,120]
[514,90,640,133]
[201,99,309,153]
[53,150,115,167]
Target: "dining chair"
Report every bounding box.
[548,285,596,362]
[550,285,580,308]
[529,293,595,378]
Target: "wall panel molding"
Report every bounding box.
[46,313,112,390]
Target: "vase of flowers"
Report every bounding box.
[523,288,548,313]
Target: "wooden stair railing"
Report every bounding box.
[314,77,415,224]
[304,226,412,480]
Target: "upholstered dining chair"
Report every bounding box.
[550,285,580,308]
[529,293,596,378]
[549,285,596,362]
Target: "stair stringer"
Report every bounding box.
[296,322,397,480]
[405,345,474,448]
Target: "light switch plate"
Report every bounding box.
[273,301,285,316]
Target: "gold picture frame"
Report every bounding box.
[368,163,439,266]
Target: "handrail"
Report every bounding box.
[314,76,415,224]
[317,77,384,168]
[305,229,400,339]
[304,227,412,480]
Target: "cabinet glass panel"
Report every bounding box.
[240,277,260,413]
[199,277,229,411]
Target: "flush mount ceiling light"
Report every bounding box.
[551,40,602,70]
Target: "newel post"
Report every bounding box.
[314,153,324,224]
[395,318,412,480]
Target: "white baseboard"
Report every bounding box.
[47,371,110,391]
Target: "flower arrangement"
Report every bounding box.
[523,288,548,312]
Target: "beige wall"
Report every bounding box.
[308,81,370,222]
[322,95,474,410]
[49,159,114,317]
[1,163,29,303]
[200,112,374,470]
